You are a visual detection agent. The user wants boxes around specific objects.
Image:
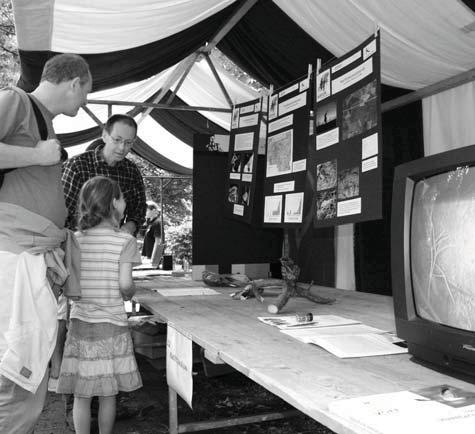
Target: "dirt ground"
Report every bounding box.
[35,354,335,434]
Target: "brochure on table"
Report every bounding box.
[263,75,312,227]
[225,98,265,223]
[312,32,382,227]
[329,386,475,434]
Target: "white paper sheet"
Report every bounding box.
[154,287,220,296]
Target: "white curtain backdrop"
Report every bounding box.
[423,81,475,156]
[335,224,355,290]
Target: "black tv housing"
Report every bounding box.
[392,143,475,380]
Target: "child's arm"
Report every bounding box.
[119,262,135,301]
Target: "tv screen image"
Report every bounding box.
[411,167,475,332]
[392,144,475,379]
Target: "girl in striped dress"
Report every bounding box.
[57,176,142,434]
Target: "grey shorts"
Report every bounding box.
[0,370,48,433]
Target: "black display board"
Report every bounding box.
[262,75,312,227]
[225,98,266,223]
[312,33,382,227]
[193,134,282,272]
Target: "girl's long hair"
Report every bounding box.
[77,176,122,231]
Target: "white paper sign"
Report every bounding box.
[337,197,362,217]
[240,104,254,114]
[279,83,298,98]
[292,159,307,173]
[166,323,193,408]
[278,91,307,116]
[269,114,293,133]
[242,173,252,182]
[234,132,254,151]
[332,51,362,74]
[332,58,373,94]
[239,113,259,128]
[362,156,378,172]
[233,204,244,216]
[362,132,378,159]
[229,173,241,180]
[274,180,295,193]
[316,127,339,150]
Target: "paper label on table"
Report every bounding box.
[166,323,193,408]
[154,287,220,296]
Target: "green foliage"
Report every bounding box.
[0,1,19,88]
[128,152,193,261]
[165,218,192,264]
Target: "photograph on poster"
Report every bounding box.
[337,167,360,199]
[342,79,377,140]
[317,160,337,191]
[316,101,337,134]
[269,94,279,120]
[316,189,337,220]
[231,153,241,172]
[228,184,240,203]
[206,134,229,152]
[234,132,254,151]
[264,195,283,223]
[284,192,304,223]
[316,69,331,102]
[266,129,293,177]
[241,184,251,206]
[231,107,239,129]
[241,152,254,173]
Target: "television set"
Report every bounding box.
[392,144,475,379]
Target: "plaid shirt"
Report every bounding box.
[62,142,146,231]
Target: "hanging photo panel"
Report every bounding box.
[263,75,312,227]
[225,97,264,224]
[311,32,382,227]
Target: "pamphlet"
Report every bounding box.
[329,387,475,434]
[154,287,220,296]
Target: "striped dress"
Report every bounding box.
[57,227,142,398]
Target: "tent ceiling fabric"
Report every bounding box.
[12,0,475,170]
[275,0,475,90]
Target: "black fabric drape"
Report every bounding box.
[218,0,335,88]
[17,1,243,92]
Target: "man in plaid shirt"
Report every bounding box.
[62,114,146,234]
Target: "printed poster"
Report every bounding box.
[311,32,382,227]
[263,75,312,227]
[225,98,264,224]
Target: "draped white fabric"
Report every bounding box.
[423,82,475,156]
[274,0,475,90]
[14,0,236,52]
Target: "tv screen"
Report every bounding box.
[392,144,475,379]
[411,166,475,332]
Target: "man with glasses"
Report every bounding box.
[62,114,146,235]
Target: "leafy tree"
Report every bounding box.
[0,0,19,88]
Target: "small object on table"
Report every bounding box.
[296,312,313,323]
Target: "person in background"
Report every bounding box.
[62,113,146,235]
[141,200,163,267]
[56,176,142,434]
[0,53,91,433]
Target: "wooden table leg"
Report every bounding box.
[169,386,179,434]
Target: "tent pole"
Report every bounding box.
[204,53,233,108]
[382,66,475,113]
[87,98,231,113]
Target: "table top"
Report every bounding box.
[133,275,475,434]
